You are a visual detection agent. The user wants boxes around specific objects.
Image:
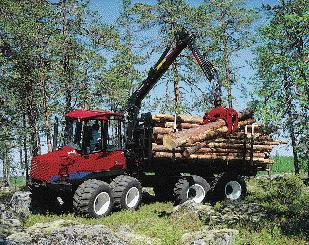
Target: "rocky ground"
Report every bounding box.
[0,187,270,245]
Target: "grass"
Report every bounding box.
[3,156,308,244]
[0,176,26,188]
[237,175,309,245]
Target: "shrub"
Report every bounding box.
[269,175,304,206]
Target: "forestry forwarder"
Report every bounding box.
[29,30,250,217]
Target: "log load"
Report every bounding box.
[163,119,256,150]
[150,109,285,165]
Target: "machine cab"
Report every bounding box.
[64,110,125,155]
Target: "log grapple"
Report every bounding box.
[203,106,239,134]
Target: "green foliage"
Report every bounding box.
[272,156,295,173]
[235,226,307,245]
[131,0,196,114]
[213,201,222,211]
[193,0,258,108]
[268,175,304,207]
[24,178,309,244]
[242,176,309,243]
[253,0,309,173]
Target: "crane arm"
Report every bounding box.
[126,30,221,147]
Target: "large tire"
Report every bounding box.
[213,173,247,200]
[111,175,142,210]
[174,175,210,205]
[73,179,113,218]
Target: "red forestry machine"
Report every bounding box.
[28,30,251,217]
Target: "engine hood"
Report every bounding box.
[30,146,79,182]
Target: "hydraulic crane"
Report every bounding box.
[125,30,221,161]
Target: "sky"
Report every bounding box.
[90,0,279,112]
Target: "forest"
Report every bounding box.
[0,1,309,244]
[0,0,308,183]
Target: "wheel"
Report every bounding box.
[174,175,210,205]
[73,179,113,217]
[111,175,142,210]
[213,173,247,200]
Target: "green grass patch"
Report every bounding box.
[235,226,308,245]
[271,156,295,173]
[0,176,26,188]
[242,176,309,244]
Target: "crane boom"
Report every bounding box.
[126,30,221,151]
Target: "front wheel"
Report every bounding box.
[174,175,210,205]
[111,175,142,210]
[73,179,114,217]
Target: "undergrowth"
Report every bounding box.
[236,175,309,244]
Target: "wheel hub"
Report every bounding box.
[187,184,206,203]
[225,181,242,200]
[125,187,140,208]
[93,192,111,215]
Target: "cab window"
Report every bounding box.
[105,116,124,151]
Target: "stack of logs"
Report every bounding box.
[151,111,284,164]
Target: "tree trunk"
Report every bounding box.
[221,11,233,108]
[173,58,181,113]
[163,118,256,150]
[283,73,300,174]
[172,34,181,113]
[3,146,10,187]
[61,0,73,144]
[25,81,39,156]
[152,109,253,124]
[164,122,200,129]
[153,151,271,163]
[40,59,52,152]
[23,113,29,180]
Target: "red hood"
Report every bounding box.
[30,146,78,182]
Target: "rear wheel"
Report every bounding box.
[213,173,247,200]
[111,175,142,210]
[73,179,113,217]
[174,175,210,205]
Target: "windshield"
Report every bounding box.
[63,117,124,154]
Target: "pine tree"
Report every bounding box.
[98,0,142,111]
[254,0,308,174]
[131,0,194,113]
